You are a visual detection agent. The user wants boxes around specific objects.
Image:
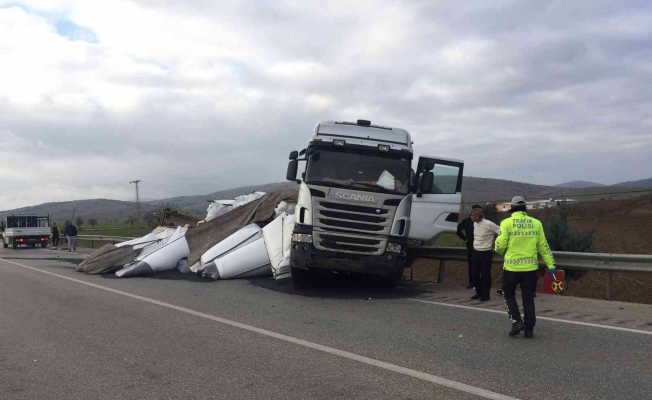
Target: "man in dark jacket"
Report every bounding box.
[457,204,483,289]
[64,221,78,252]
[51,222,60,249]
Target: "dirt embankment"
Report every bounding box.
[408,195,652,304]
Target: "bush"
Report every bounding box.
[544,204,596,280]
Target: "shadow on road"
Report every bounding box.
[247,272,436,300]
[99,268,214,283]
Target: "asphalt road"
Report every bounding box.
[1,248,651,400]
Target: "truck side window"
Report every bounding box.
[420,163,460,195]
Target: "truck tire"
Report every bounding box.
[2,242,7,248]
[30,244,36,248]
[41,243,47,248]
[12,242,17,249]
[291,266,310,288]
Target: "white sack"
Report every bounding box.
[142,228,190,273]
[277,214,295,279]
[215,236,271,279]
[136,227,178,260]
[200,223,262,265]
[205,200,235,222]
[178,258,190,273]
[262,214,285,276]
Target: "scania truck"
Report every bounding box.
[286,120,464,287]
[1,215,51,249]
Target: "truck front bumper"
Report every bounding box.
[290,237,407,279]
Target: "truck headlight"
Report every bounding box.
[292,233,313,243]
[387,243,402,253]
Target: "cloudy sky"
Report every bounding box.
[1,0,651,209]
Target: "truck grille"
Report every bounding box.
[313,198,398,256]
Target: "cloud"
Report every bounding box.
[0,0,651,210]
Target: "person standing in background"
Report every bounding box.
[65,221,77,252]
[470,208,500,301]
[51,222,60,249]
[457,204,483,289]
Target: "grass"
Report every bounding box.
[77,227,152,238]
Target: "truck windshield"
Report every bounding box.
[305,150,411,194]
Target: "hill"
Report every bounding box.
[0,199,158,224]
[2,177,648,222]
[613,177,652,188]
[555,181,605,188]
[146,182,298,217]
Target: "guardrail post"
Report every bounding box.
[438,260,446,283]
[606,271,613,300]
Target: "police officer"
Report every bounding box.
[495,196,556,338]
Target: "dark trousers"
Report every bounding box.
[472,250,493,297]
[466,245,474,286]
[52,236,59,247]
[502,270,538,330]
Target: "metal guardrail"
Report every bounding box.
[74,235,136,249]
[412,247,652,300]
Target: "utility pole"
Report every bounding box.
[129,180,143,220]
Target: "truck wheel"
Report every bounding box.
[30,244,36,248]
[12,242,17,249]
[2,242,7,248]
[291,266,310,288]
[41,243,47,248]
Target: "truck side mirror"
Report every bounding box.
[420,172,434,194]
[289,151,299,160]
[286,160,299,182]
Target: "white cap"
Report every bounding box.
[511,196,526,206]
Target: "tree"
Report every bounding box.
[125,215,138,228]
[75,217,84,230]
[544,203,596,280]
[88,218,98,228]
[143,213,159,227]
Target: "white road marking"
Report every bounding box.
[409,299,652,336]
[1,259,518,400]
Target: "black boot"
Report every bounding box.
[471,294,481,300]
[509,321,524,337]
[524,330,534,339]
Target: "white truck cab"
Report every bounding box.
[286,120,464,287]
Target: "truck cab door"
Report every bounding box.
[408,156,464,245]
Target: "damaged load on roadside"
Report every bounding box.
[204,200,236,222]
[76,227,176,275]
[193,200,295,280]
[202,191,267,223]
[77,190,298,281]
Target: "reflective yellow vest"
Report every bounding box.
[495,211,556,272]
